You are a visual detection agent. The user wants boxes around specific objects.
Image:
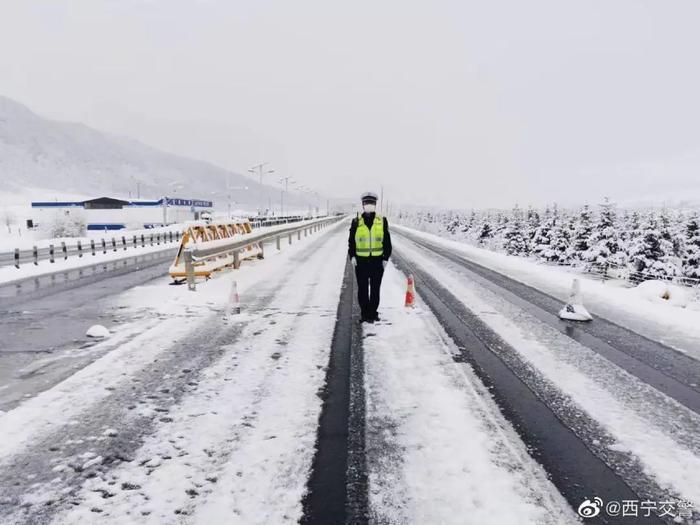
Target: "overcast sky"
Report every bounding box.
[1,0,700,209]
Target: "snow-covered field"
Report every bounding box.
[0,188,90,250]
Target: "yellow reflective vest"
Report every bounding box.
[355,213,384,257]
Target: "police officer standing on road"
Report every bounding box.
[348,192,392,323]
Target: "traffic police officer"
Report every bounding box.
[348,192,392,323]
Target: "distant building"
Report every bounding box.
[30,196,214,231]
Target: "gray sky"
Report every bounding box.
[1,0,700,209]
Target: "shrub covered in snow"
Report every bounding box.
[630,280,691,308]
[39,211,87,239]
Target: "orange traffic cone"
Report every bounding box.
[228,279,241,315]
[405,274,415,307]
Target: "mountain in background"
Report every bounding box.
[0,95,318,213]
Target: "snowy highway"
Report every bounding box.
[0,219,698,524]
[0,250,175,411]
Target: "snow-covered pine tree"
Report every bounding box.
[531,205,555,259]
[622,210,641,246]
[526,206,541,243]
[682,212,700,278]
[477,218,493,245]
[468,210,477,232]
[543,206,570,263]
[627,212,681,280]
[669,209,688,260]
[445,210,460,235]
[492,212,509,248]
[503,205,528,256]
[459,209,476,237]
[567,204,593,263]
[658,208,684,276]
[583,197,626,268]
[619,210,631,244]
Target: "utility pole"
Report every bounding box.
[278,176,293,216]
[227,173,231,219]
[380,186,384,214]
[248,162,274,216]
[226,176,249,220]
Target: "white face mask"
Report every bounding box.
[362,203,376,213]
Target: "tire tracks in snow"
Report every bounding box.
[47,220,348,524]
[361,267,577,524]
[397,229,700,411]
[395,231,700,518]
[391,248,671,524]
[301,259,369,525]
[398,232,700,456]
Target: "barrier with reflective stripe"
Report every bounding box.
[169,220,262,280]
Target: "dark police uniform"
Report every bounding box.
[348,212,392,322]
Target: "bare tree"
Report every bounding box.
[2,209,15,235]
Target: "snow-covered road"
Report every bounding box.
[0,220,346,524]
[1,219,698,524]
[0,254,174,411]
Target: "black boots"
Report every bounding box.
[359,312,380,324]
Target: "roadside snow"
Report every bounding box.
[394,224,700,359]
[631,280,693,308]
[363,263,577,525]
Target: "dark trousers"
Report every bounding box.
[355,258,384,319]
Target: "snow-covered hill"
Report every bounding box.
[0,95,308,209]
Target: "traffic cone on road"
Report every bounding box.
[228,279,241,315]
[559,278,592,321]
[405,274,415,307]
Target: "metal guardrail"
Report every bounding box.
[247,215,337,229]
[248,215,306,229]
[0,230,183,270]
[581,260,700,289]
[184,215,344,290]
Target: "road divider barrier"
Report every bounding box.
[169,220,262,281]
[181,215,344,291]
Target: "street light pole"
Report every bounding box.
[278,176,293,216]
[248,162,274,216]
[226,184,248,219]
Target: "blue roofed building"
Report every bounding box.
[30,196,214,231]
